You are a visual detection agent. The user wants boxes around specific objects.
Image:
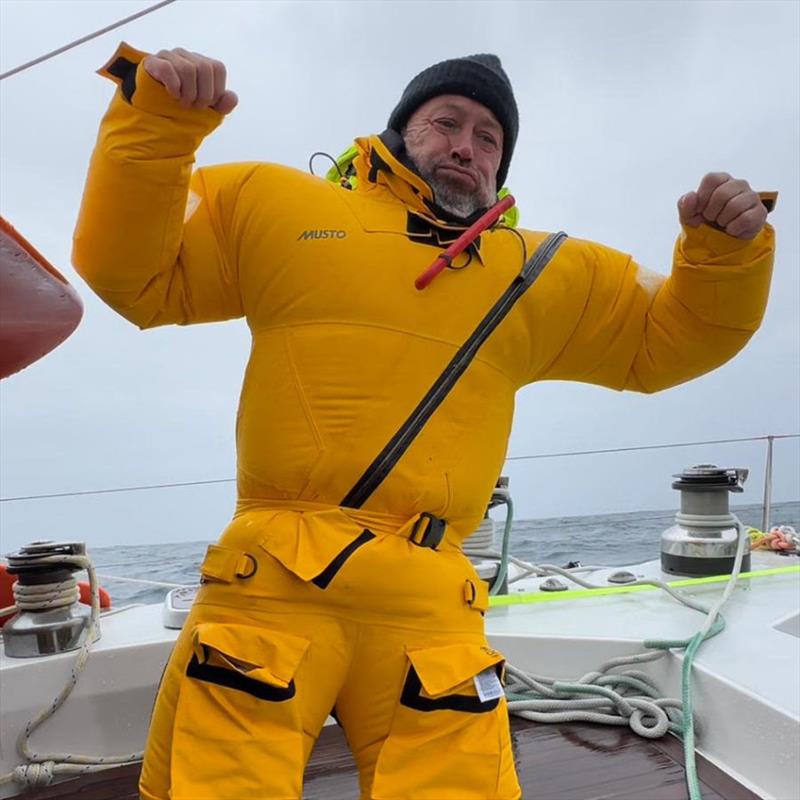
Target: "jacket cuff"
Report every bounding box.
[678,222,775,266]
[97,41,223,130]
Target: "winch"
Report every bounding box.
[3,540,95,658]
[661,465,750,577]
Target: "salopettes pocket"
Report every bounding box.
[170,622,310,800]
[371,642,521,800]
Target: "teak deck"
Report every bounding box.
[17,716,761,800]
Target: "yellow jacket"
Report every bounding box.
[74,44,775,542]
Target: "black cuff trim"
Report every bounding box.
[311,529,376,589]
[107,56,138,102]
[400,665,501,713]
[186,651,295,701]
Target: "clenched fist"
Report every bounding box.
[143,48,238,115]
[678,173,767,240]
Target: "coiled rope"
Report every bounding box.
[500,513,749,800]
[0,552,143,791]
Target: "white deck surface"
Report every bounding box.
[485,553,800,800]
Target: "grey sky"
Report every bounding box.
[1,0,798,552]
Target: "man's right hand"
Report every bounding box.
[142,48,238,114]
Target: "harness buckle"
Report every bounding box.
[409,513,446,550]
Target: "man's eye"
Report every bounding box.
[435,118,457,129]
[479,133,498,147]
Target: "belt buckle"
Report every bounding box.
[409,513,446,550]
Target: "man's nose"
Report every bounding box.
[449,129,473,161]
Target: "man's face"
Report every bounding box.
[403,94,503,218]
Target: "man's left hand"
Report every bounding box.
[678,173,767,240]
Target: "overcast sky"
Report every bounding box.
[1,0,798,553]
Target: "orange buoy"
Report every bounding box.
[78,581,112,609]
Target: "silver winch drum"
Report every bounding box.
[3,541,93,658]
[660,464,750,577]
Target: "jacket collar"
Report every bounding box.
[352,132,492,230]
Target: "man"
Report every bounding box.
[73,45,774,800]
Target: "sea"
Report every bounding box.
[90,501,800,606]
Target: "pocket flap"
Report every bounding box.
[407,643,504,697]
[258,507,369,582]
[192,623,309,688]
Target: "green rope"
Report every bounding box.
[645,616,725,800]
[489,495,514,595]
[681,632,706,800]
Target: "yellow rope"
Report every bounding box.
[489,564,800,607]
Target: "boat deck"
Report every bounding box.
[17,716,760,800]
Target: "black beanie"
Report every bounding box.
[387,54,518,189]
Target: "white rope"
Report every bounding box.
[462,509,741,738]
[13,578,79,611]
[466,534,697,735]
[0,553,143,791]
[468,547,602,583]
[500,524,746,738]
[0,0,179,81]
[505,652,690,738]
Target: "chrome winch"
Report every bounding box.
[3,540,95,658]
[661,465,750,577]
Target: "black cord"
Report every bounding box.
[500,224,529,272]
[446,220,526,273]
[308,151,342,178]
[446,251,473,271]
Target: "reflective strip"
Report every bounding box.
[488,565,800,608]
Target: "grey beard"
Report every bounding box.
[427,176,487,218]
[405,154,496,219]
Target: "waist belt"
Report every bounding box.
[408,512,447,549]
[340,231,568,512]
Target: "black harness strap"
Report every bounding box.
[341,231,569,509]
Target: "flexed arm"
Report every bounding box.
[531,172,775,393]
[626,173,775,391]
[73,43,250,329]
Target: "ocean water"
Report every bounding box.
[89,501,799,606]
